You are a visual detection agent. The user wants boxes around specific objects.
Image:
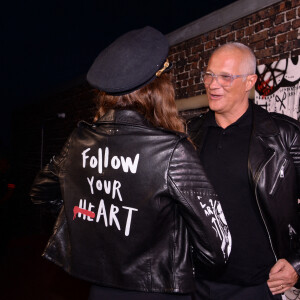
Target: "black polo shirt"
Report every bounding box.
[200,104,276,286]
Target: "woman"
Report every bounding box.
[30,26,231,299]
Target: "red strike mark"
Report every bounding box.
[73,206,95,220]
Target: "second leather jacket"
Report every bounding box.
[30,109,231,293]
[188,101,300,277]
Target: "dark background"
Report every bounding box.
[1,0,237,148]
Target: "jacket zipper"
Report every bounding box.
[269,158,288,195]
[288,224,296,250]
[253,150,278,261]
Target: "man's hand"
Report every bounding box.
[267,259,299,295]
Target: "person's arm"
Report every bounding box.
[30,132,73,208]
[268,124,300,294]
[167,138,231,267]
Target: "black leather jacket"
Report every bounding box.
[30,110,231,293]
[188,102,300,277]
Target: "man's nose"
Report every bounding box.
[209,76,222,88]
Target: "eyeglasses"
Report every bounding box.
[200,72,250,87]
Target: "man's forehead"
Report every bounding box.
[208,49,245,70]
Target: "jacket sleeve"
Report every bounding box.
[167,138,232,267]
[30,132,72,208]
[289,128,300,198]
[286,127,300,281]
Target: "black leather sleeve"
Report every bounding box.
[290,130,300,198]
[287,128,300,282]
[30,131,73,207]
[167,138,232,267]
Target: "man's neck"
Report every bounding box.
[215,103,249,129]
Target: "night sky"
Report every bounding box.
[1,0,237,148]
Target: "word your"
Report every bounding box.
[82,147,140,174]
[74,199,138,237]
[87,177,122,201]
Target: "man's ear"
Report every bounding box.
[245,74,257,92]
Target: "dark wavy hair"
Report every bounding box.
[93,73,185,133]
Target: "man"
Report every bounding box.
[188,43,300,300]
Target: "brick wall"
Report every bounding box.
[169,0,300,100]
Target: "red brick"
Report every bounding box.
[292,19,300,29]
[255,22,264,32]
[187,85,197,96]
[286,8,296,20]
[277,33,287,44]
[294,39,300,48]
[190,69,200,77]
[249,30,269,43]
[291,0,300,8]
[168,54,175,62]
[275,13,285,25]
[274,41,295,54]
[191,45,204,54]
[191,62,198,69]
[221,25,231,35]
[195,77,200,84]
[176,59,187,68]
[232,18,248,30]
[187,37,201,48]
[263,19,273,28]
[178,72,189,81]
[250,40,265,50]
[184,64,191,72]
[288,30,299,40]
[188,54,200,63]
[258,9,266,19]
[298,7,300,16]
[269,22,291,36]
[240,37,249,45]
[188,78,194,86]
[174,66,184,75]
[182,80,188,87]
[277,1,292,12]
[248,14,260,25]
[279,53,290,60]
[211,39,218,48]
[245,25,255,36]
[172,53,179,61]
[208,31,215,40]
[216,28,222,37]
[266,38,276,47]
[175,43,185,52]
[265,6,278,17]
[201,34,208,43]
[226,32,235,42]
[185,48,191,57]
[255,48,273,59]
[258,56,279,66]
[205,41,212,50]
[236,29,245,39]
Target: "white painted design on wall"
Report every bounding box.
[255,55,300,121]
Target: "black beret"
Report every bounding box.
[86,26,170,95]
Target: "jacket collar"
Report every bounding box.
[251,101,280,137]
[97,109,152,127]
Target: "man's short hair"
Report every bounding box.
[212,42,257,75]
